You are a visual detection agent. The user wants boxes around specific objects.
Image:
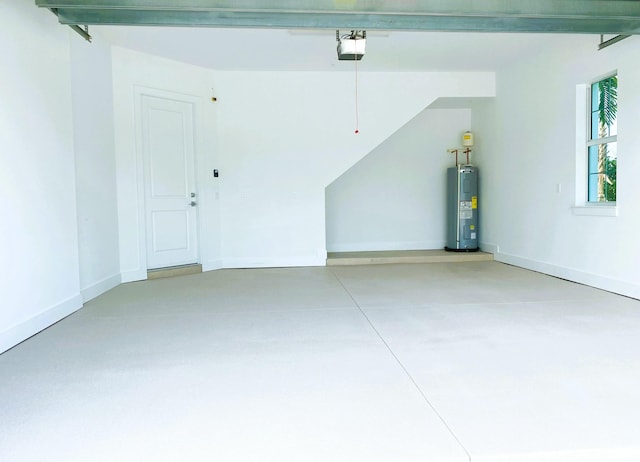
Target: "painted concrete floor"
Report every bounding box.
[1,262,639,462]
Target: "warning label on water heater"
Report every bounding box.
[460,201,473,219]
[472,196,478,209]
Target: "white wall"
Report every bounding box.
[214,71,494,267]
[469,99,498,254]
[111,55,494,273]
[70,32,121,301]
[326,108,471,252]
[480,35,640,298]
[0,1,81,353]
[111,47,221,282]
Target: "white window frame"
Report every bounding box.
[573,72,618,217]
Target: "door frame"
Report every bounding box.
[133,86,204,275]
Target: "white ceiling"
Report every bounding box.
[95,26,597,72]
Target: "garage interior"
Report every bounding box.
[1,1,640,461]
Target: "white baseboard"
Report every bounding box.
[479,241,499,254]
[80,273,121,302]
[0,294,83,354]
[222,256,325,269]
[475,446,640,462]
[123,262,225,278]
[496,252,640,300]
[327,240,446,253]
[202,260,223,272]
[120,268,147,283]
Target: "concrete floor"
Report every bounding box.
[1,262,639,461]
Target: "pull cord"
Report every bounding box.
[354,42,360,134]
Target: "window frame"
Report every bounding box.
[572,72,618,217]
[586,72,617,204]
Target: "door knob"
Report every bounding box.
[190,201,197,207]
[190,192,196,197]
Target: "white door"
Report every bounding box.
[141,95,198,270]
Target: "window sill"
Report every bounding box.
[572,205,618,217]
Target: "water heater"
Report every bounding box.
[445,165,479,251]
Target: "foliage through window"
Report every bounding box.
[588,74,617,202]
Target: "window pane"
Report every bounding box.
[590,75,617,141]
[591,109,600,139]
[609,109,618,137]
[588,142,617,203]
[591,82,599,112]
[604,142,617,202]
[587,74,617,203]
[588,145,599,202]
[604,77,616,137]
[591,82,600,139]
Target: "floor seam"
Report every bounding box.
[328,268,473,462]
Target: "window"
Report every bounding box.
[587,74,617,203]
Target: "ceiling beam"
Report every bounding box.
[35,0,640,34]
